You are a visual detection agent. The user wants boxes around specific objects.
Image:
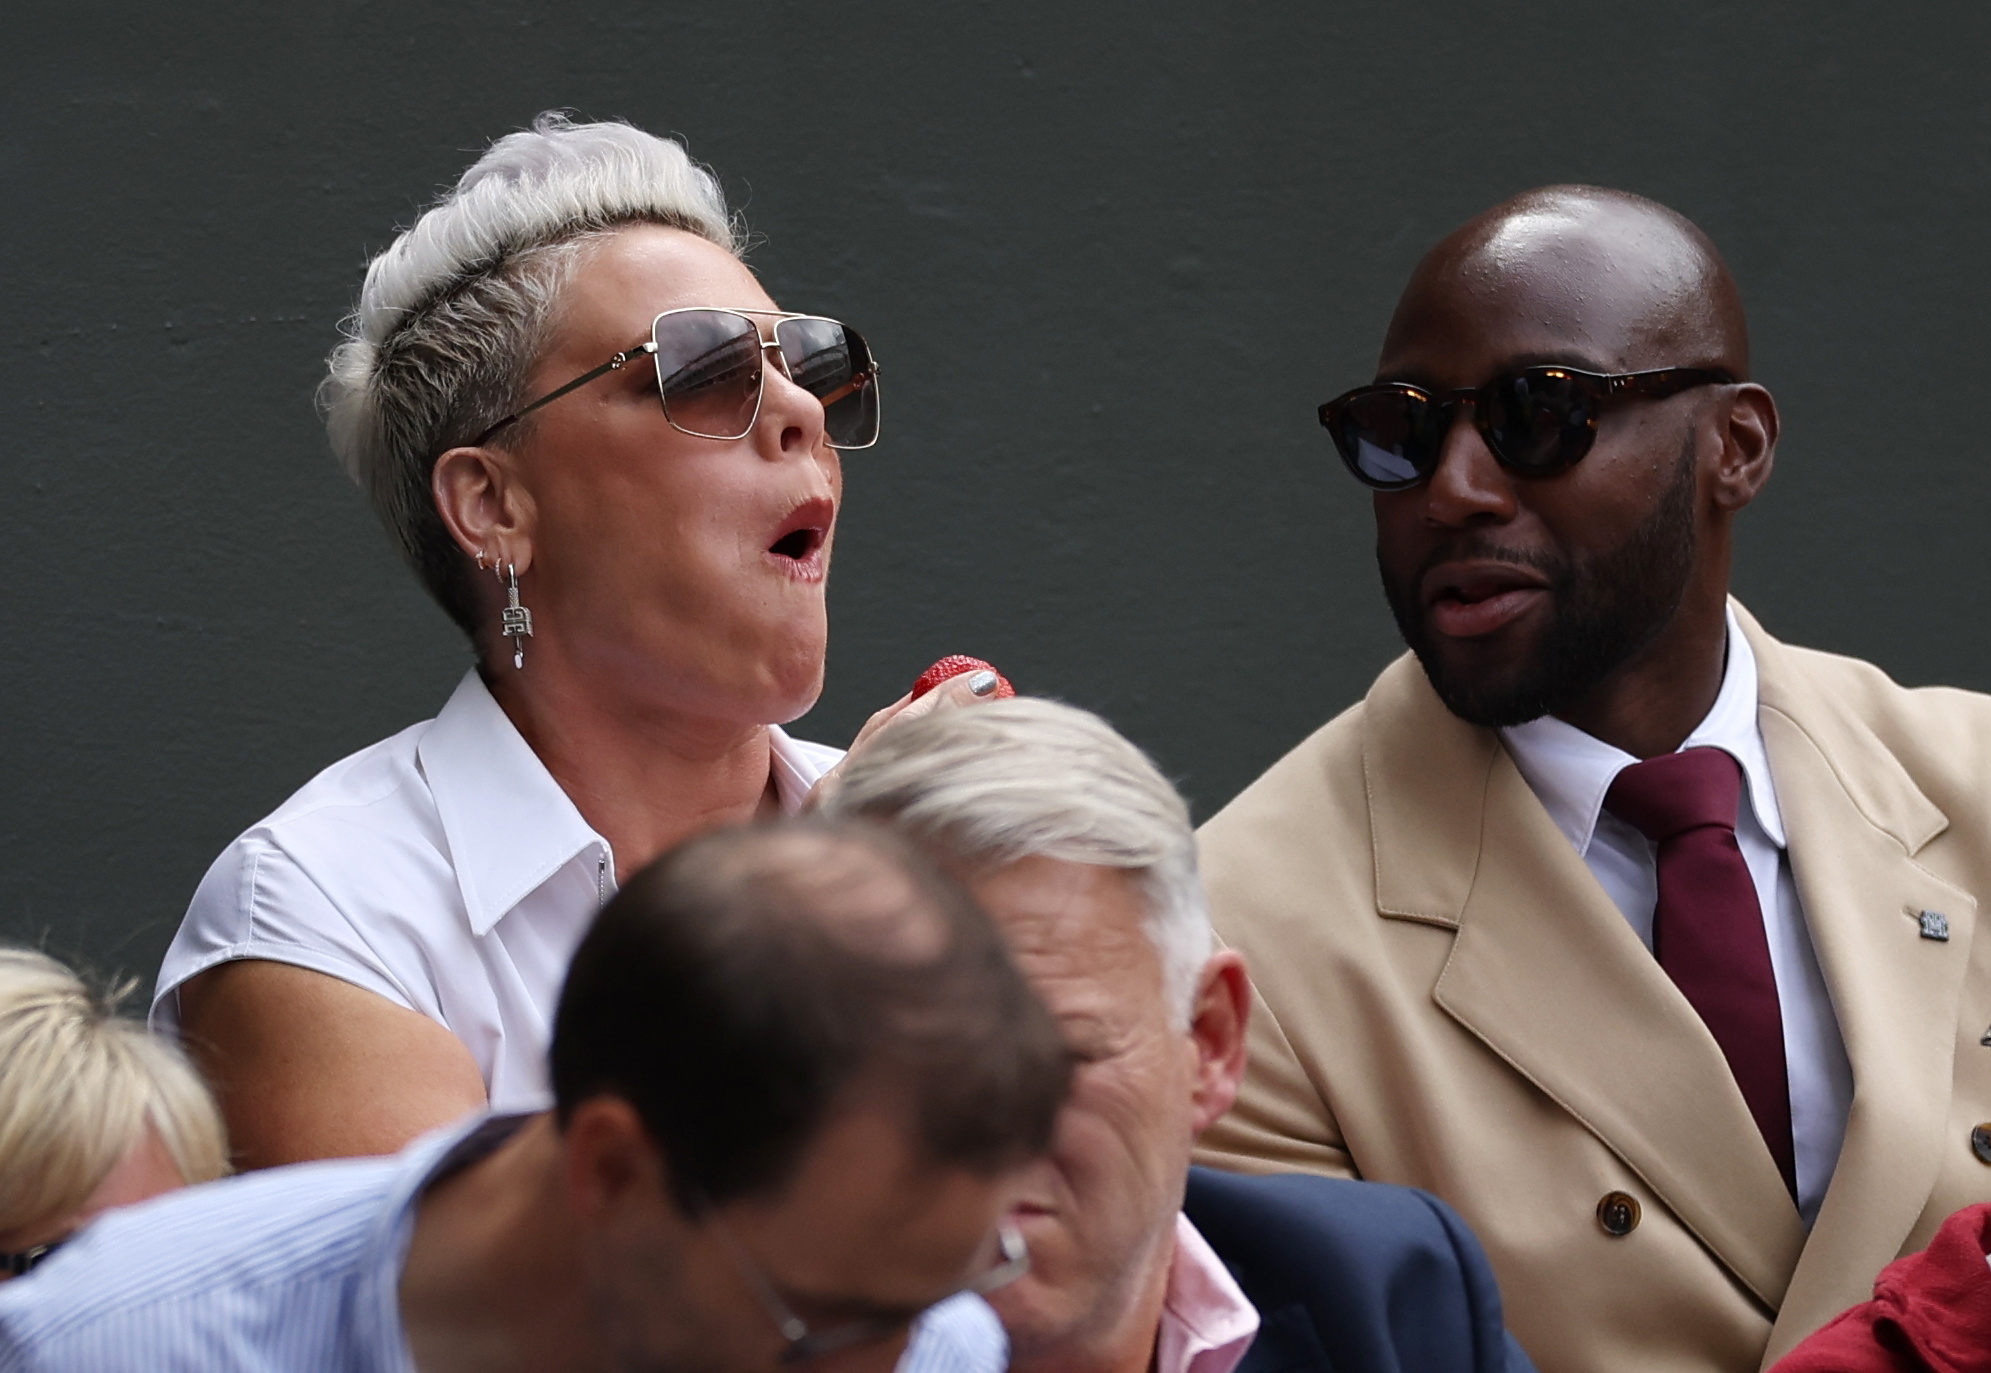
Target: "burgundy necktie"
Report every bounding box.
[1604,747,1796,1199]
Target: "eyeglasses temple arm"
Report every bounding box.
[700,1204,809,1343]
[1609,367,1736,398]
[471,342,659,446]
[813,368,877,409]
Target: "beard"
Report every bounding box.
[1381,435,1699,729]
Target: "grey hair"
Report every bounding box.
[318,112,741,637]
[820,698,1213,1027]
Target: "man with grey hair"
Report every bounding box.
[822,698,1534,1373]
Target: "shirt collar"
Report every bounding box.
[418,671,610,937]
[1682,608,1786,845]
[1500,603,1787,854]
[417,672,833,937]
[1155,1214,1259,1373]
[766,725,824,812]
[359,1112,534,1373]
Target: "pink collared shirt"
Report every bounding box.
[1155,1214,1260,1373]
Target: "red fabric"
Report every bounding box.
[1605,748,1796,1195]
[1771,1204,1991,1373]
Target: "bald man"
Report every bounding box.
[1194,186,1991,1373]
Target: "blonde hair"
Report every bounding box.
[0,949,228,1235]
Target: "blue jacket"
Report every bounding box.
[1182,1168,1537,1373]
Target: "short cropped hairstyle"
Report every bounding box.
[819,698,1213,1026]
[320,112,740,637]
[550,819,1070,1210]
[0,949,228,1236]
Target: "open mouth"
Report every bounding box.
[769,526,823,560]
[765,498,834,579]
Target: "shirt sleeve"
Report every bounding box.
[151,831,420,1035]
[898,1294,1007,1373]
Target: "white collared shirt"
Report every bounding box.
[1499,606,1853,1225]
[151,670,843,1111]
[1156,1214,1260,1373]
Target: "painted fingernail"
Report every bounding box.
[967,671,999,697]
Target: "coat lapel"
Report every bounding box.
[1744,612,1976,1360]
[1362,653,1808,1309]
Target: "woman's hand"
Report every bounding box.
[806,667,1007,810]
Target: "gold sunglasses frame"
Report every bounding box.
[470,307,881,450]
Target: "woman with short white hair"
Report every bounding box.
[1,948,227,1277]
[154,113,989,1168]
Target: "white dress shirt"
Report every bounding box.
[0,1112,1004,1373]
[152,670,843,1111]
[1156,1214,1260,1373]
[1500,606,1853,1225]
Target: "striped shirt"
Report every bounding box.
[0,1115,1008,1373]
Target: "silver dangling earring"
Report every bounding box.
[500,562,533,669]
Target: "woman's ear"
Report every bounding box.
[432,445,536,575]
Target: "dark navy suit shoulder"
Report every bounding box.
[1182,1167,1536,1373]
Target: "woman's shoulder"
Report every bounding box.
[188,715,455,927]
[252,718,438,830]
[152,715,465,1027]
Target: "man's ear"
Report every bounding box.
[562,1097,667,1221]
[1187,950,1251,1138]
[1710,383,1778,514]
[432,444,538,576]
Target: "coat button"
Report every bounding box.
[1972,1124,1991,1165]
[1597,1191,1641,1236]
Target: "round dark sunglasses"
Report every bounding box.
[473,307,881,452]
[1319,365,1734,491]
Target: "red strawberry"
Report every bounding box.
[910,655,1016,701]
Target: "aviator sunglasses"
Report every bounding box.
[473,307,881,450]
[1319,364,1734,491]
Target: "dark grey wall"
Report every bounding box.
[5,3,1987,982]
